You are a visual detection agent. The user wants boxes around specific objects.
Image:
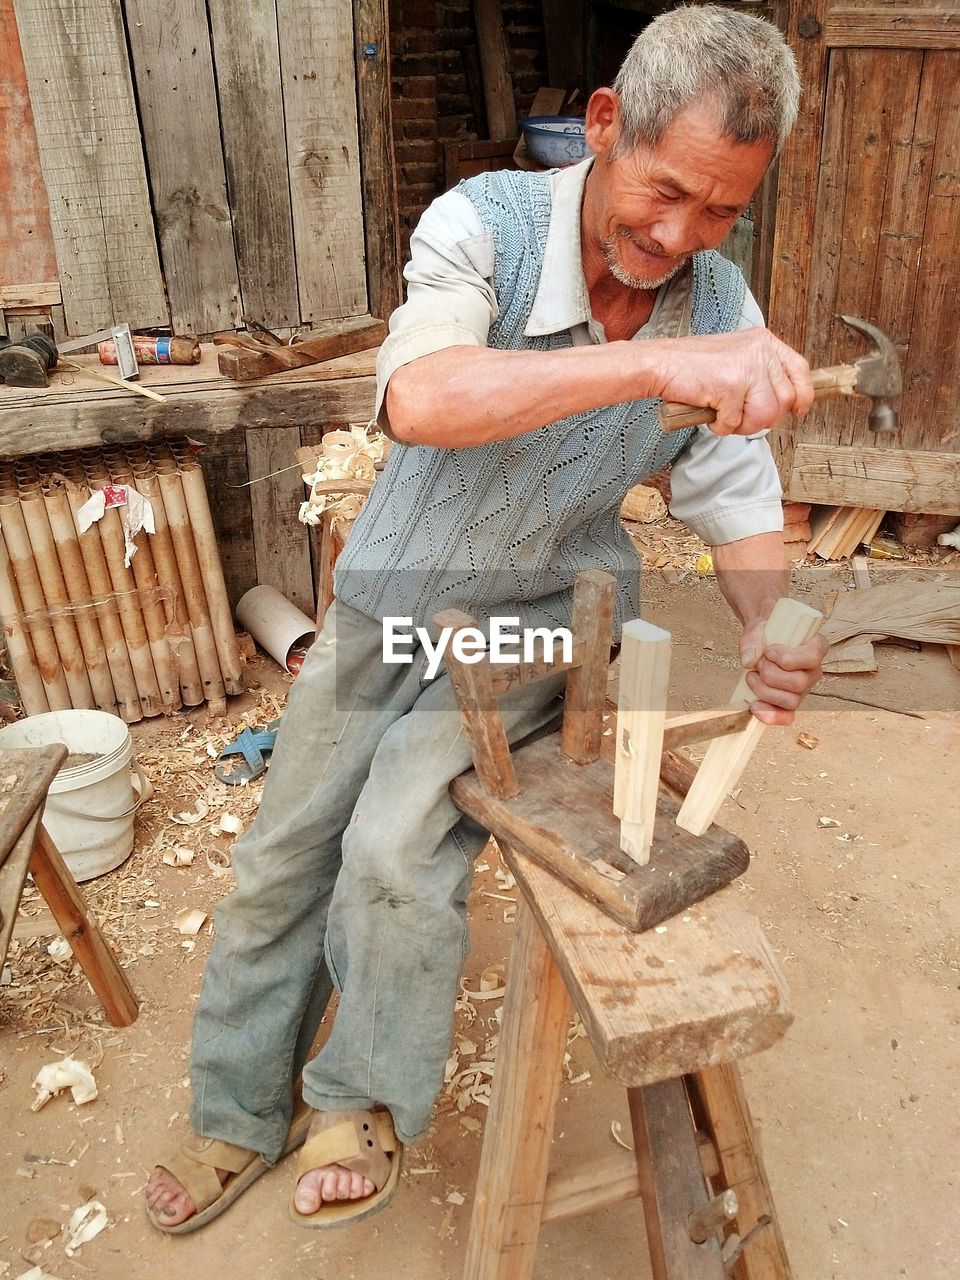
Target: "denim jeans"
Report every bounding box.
[189,601,564,1155]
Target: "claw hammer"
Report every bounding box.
[658,314,902,435]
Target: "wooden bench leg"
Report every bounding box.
[28,826,139,1027]
[687,1063,793,1280]
[463,894,572,1280]
[629,1078,726,1280]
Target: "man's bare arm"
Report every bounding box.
[385,328,813,448]
[712,531,826,726]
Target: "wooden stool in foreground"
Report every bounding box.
[439,573,795,1279]
[0,744,139,1027]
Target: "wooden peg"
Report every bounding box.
[614,618,672,865]
[675,598,823,836]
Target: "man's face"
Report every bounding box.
[584,100,774,292]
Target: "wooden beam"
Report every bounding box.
[629,1078,725,1280]
[474,0,517,140]
[688,1064,794,1280]
[435,608,519,799]
[463,899,571,1280]
[0,366,377,457]
[246,427,316,618]
[675,599,823,837]
[788,443,960,515]
[560,568,616,764]
[29,826,139,1027]
[354,0,402,318]
[662,707,752,751]
[614,618,671,865]
[824,8,960,50]
[0,281,60,309]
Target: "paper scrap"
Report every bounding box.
[32,1059,98,1111]
[76,485,154,567]
[46,937,73,962]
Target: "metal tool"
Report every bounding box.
[58,322,139,380]
[658,314,902,435]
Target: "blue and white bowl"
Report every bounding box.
[519,116,590,168]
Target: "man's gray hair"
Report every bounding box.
[612,4,800,156]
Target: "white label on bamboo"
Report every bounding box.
[613,619,672,865]
[675,598,824,836]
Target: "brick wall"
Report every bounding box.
[389,0,548,257]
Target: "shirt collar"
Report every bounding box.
[523,156,693,342]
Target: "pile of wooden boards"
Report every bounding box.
[807,504,885,560]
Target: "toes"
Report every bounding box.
[295,1164,376,1212]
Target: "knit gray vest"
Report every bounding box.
[334,168,746,636]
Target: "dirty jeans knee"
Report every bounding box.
[302,815,482,1143]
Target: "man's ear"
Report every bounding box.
[585,88,621,157]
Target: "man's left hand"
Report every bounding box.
[739,620,828,726]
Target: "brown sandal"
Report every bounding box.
[289,1108,403,1229]
[147,1098,311,1235]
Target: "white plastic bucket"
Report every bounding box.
[0,709,152,882]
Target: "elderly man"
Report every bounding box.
[147,3,824,1233]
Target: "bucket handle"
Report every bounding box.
[74,760,154,822]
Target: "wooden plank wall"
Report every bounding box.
[207,1,301,330]
[125,0,242,335]
[7,0,390,339]
[0,0,57,315]
[13,0,168,334]
[278,0,368,322]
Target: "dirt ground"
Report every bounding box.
[1,548,958,1280]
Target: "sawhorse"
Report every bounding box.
[440,572,797,1278]
[0,744,139,1028]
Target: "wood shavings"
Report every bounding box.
[796,731,820,750]
[16,1267,67,1280]
[298,424,387,526]
[218,812,244,835]
[460,965,506,1001]
[446,1189,465,1206]
[168,799,209,825]
[175,908,208,937]
[161,846,195,867]
[46,938,73,963]
[64,1200,108,1256]
[32,1058,98,1111]
[611,1120,633,1150]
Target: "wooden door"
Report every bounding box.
[770,3,960,514]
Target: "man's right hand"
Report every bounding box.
[650,327,814,437]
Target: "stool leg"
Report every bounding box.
[28,826,139,1027]
[628,1078,725,1280]
[463,897,571,1280]
[687,1064,793,1280]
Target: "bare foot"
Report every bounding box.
[145,1164,227,1227]
[293,1165,375,1213]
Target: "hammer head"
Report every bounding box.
[839,315,902,434]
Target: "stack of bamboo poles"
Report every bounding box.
[0,441,243,721]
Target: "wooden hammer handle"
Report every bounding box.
[658,362,860,432]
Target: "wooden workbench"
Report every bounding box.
[0,343,378,617]
[0,343,377,457]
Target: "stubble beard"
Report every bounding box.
[601,231,689,292]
